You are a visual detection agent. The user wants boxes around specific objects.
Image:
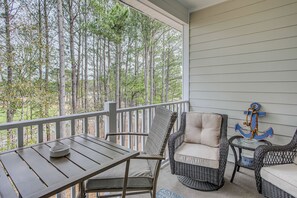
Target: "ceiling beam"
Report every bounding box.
[120,0,188,31]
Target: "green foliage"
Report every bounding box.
[88,1,129,44]
[0,0,182,126]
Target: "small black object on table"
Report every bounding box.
[229,135,272,182]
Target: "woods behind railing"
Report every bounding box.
[0,101,189,152]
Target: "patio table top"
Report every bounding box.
[0,134,139,198]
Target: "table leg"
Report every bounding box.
[122,159,130,198]
[230,145,238,183]
[237,148,242,172]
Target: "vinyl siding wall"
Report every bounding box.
[189,0,297,150]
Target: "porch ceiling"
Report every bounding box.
[176,0,227,12]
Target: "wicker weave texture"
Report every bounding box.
[168,112,228,191]
[145,107,177,174]
[262,179,295,198]
[254,130,297,197]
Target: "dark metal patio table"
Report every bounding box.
[229,135,271,183]
[0,134,139,198]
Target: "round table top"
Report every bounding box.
[228,135,272,151]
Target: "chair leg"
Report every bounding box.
[122,159,130,198]
[149,190,153,198]
[78,182,86,198]
[152,188,156,198]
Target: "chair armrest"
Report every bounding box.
[219,137,229,166]
[217,136,229,186]
[254,142,297,193]
[134,153,165,160]
[168,130,185,174]
[168,130,185,150]
[105,132,149,140]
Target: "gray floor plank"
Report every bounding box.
[17,148,67,186]
[0,152,46,197]
[0,165,18,198]
[33,144,84,177]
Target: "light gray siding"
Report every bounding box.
[189,0,297,148]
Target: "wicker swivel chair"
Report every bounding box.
[81,107,177,198]
[168,112,228,191]
[254,130,297,198]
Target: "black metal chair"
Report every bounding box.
[81,107,177,198]
[254,130,297,198]
[168,112,228,191]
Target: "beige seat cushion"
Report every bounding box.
[85,159,152,191]
[261,164,297,197]
[174,143,220,169]
[184,112,222,147]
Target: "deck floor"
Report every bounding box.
[132,162,263,198]
[86,162,263,198]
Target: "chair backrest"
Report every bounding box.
[179,112,228,143]
[144,107,177,173]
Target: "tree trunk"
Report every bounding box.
[149,39,154,104]
[44,0,50,140]
[4,0,14,148]
[161,30,165,102]
[38,0,43,83]
[96,37,100,108]
[93,35,96,108]
[124,38,131,108]
[76,0,82,110]
[165,49,170,102]
[4,0,13,123]
[84,0,88,111]
[144,43,149,105]
[134,39,139,106]
[103,38,107,101]
[115,43,121,108]
[68,0,77,114]
[81,40,84,108]
[107,40,111,101]
[57,0,66,134]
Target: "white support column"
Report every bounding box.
[104,101,117,143]
[182,24,189,102]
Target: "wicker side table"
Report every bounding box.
[229,135,272,183]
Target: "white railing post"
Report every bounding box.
[104,101,117,143]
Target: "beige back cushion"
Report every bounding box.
[184,112,222,147]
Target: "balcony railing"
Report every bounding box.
[0,100,189,152]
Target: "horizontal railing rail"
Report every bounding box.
[116,100,189,113]
[0,111,109,130]
[0,110,109,149]
[0,100,189,150]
